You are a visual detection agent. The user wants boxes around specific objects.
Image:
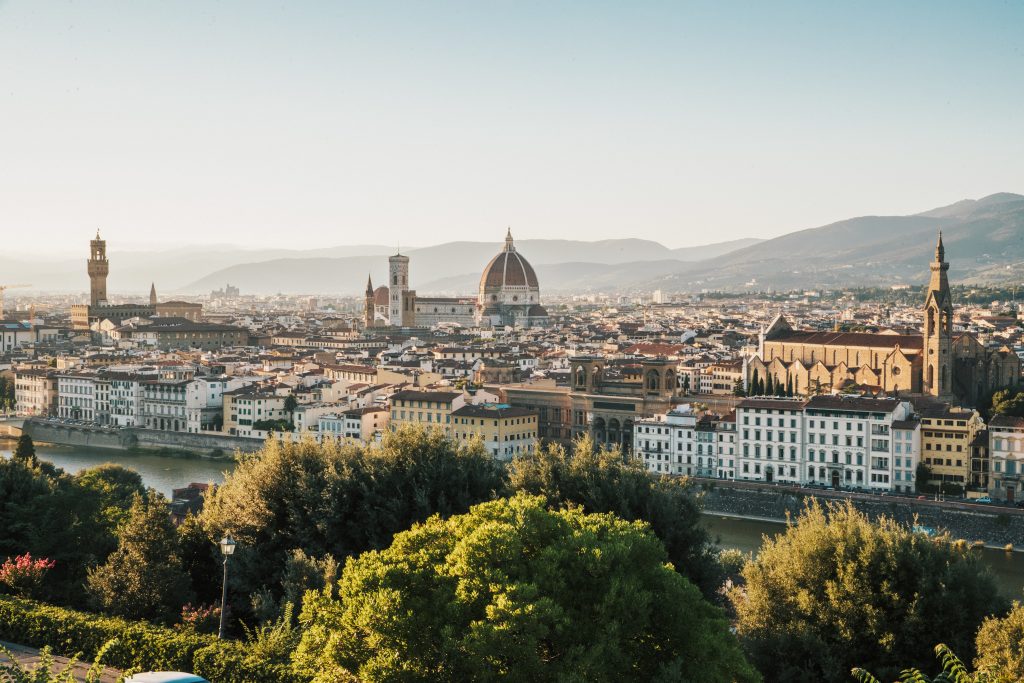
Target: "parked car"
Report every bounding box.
[974,496,992,504]
[123,674,209,683]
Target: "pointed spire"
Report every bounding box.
[95,229,101,240]
[935,230,945,263]
[366,274,374,295]
[504,227,515,252]
[149,282,157,306]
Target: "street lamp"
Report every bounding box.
[218,534,236,639]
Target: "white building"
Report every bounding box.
[633,405,698,476]
[736,397,805,485]
[141,380,189,432]
[802,396,914,491]
[712,413,737,480]
[14,369,58,417]
[57,372,98,421]
[989,415,1024,501]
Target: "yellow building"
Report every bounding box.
[918,405,984,490]
[389,389,465,435]
[451,404,538,461]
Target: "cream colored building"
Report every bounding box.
[451,404,538,461]
[389,389,465,435]
[14,369,58,417]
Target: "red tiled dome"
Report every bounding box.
[479,230,539,291]
[373,286,390,306]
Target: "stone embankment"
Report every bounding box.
[22,419,263,457]
[699,479,1024,549]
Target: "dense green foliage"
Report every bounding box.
[853,644,1006,683]
[0,458,134,607]
[0,640,117,683]
[86,493,192,622]
[974,602,1024,681]
[731,501,1006,682]
[989,389,1024,418]
[509,436,724,599]
[0,375,14,412]
[201,428,505,610]
[13,434,36,467]
[0,595,300,682]
[295,493,759,683]
[73,463,146,530]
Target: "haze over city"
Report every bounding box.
[3,0,1023,254]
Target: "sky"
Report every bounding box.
[2,0,1023,255]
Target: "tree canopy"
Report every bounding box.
[509,435,723,598]
[201,427,505,605]
[294,493,759,683]
[730,500,1005,682]
[974,601,1024,681]
[86,492,192,622]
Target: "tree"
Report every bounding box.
[509,436,724,600]
[86,492,192,622]
[733,378,746,397]
[201,428,505,610]
[13,434,36,468]
[916,461,935,494]
[682,375,691,394]
[294,494,759,683]
[74,464,145,529]
[750,369,760,396]
[284,394,298,416]
[730,500,1005,682]
[990,389,1024,418]
[853,644,1001,683]
[0,457,115,607]
[974,602,1024,681]
[765,374,775,396]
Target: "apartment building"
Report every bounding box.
[451,404,538,461]
[918,406,984,490]
[388,390,465,435]
[633,405,698,476]
[988,415,1024,502]
[57,372,97,421]
[736,397,805,484]
[14,369,58,417]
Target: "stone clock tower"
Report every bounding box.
[88,230,109,305]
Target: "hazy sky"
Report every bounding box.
[2,1,1022,254]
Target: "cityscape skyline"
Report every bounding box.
[3,1,1023,252]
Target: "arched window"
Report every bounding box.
[393,275,398,286]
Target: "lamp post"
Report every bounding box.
[218,534,236,639]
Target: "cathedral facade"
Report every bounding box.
[364,230,549,329]
[746,234,1020,406]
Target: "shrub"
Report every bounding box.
[0,595,304,682]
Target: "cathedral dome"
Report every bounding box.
[479,229,539,292]
[373,286,390,306]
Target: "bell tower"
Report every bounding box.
[388,251,410,327]
[364,274,375,329]
[923,232,953,398]
[88,230,109,306]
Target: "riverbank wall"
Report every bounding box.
[700,481,1024,548]
[22,420,264,457]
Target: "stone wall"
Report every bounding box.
[22,420,264,456]
[701,481,1024,548]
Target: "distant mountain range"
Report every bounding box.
[6,193,1022,297]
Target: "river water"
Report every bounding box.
[0,442,234,498]
[702,513,1024,600]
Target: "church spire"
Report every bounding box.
[504,227,515,252]
[365,274,374,295]
[149,282,157,306]
[935,230,945,264]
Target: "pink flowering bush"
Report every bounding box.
[0,553,55,598]
[179,602,221,634]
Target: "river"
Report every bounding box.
[0,442,235,498]
[702,513,1024,600]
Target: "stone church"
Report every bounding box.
[364,229,549,329]
[746,234,1020,405]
